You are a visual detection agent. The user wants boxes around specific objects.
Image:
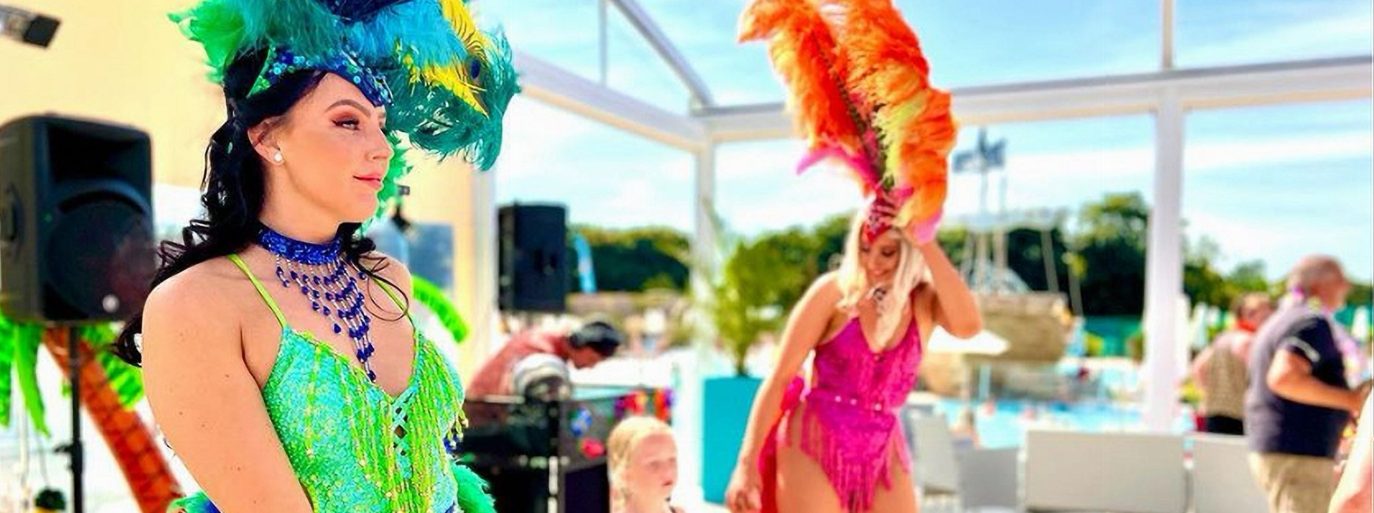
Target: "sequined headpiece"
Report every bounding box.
[861,191,898,244]
[171,0,519,220]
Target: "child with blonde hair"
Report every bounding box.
[608,416,682,513]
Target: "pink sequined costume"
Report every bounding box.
[759,316,922,512]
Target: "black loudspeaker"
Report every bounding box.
[498,203,567,312]
[0,115,156,323]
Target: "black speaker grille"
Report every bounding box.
[46,199,154,319]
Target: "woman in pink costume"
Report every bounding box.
[725,195,980,513]
[728,0,977,510]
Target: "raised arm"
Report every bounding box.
[143,273,312,512]
[916,240,981,338]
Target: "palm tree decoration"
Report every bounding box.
[0,314,182,512]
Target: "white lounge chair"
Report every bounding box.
[1023,429,1186,513]
[905,408,963,512]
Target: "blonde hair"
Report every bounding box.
[607,416,674,509]
[835,209,929,344]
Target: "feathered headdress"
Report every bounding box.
[739,0,956,243]
[170,0,519,219]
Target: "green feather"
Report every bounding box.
[14,324,47,436]
[451,462,496,513]
[0,323,13,428]
[412,276,468,345]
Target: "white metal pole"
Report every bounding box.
[1142,87,1185,432]
[468,164,498,370]
[598,0,609,85]
[683,142,716,504]
[1161,0,1175,70]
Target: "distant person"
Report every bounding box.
[1190,293,1274,435]
[1246,255,1366,513]
[466,320,622,398]
[950,406,981,450]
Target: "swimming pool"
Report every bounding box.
[932,398,1154,449]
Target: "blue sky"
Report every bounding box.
[480,0,1373,281]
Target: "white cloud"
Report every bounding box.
[1181,12,1373,65]
[1186,212,1373,281]
[1186,132,1372,171]
[495,99,599,181]
[718,168,861,234]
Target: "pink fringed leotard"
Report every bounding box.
[760,316,922,513]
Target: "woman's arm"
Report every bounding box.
[1330,395,1372,513]
[726,273,840,512]
[916,241,981,337]
[734,273,837,466]
[143,272,312,512]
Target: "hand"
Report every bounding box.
[911,210,942,245]
[857,285,887,317]
[725,464,762,513]
[1351,379,1372,416]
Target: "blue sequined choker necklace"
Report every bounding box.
[256,226,378,382]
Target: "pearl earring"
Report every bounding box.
[272,150,284,164]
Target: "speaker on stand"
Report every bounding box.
[0,115,157,513]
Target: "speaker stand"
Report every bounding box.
[53,327,85,513]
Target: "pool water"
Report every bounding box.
[933,398,1149,449]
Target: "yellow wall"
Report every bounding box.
[0,0,486,377]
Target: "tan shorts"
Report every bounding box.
[1249,452,1336,513]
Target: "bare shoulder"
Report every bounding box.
[791,271,844,325]
[141,257,251,381]
[144,258,244,340]
[807,271,843,303]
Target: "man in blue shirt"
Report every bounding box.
[1245,255,1366,513]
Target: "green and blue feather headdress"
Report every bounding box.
[171,0,518,218]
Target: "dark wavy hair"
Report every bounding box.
[114,48,406,365]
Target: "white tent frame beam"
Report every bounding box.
[514,50,708,151]
[606,0,717,108]
[695,55,1374,141]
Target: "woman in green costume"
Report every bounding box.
[111,0,518,511]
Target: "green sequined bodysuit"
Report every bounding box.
[170,254,491,513]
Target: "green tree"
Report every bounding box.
[1005,227,1072,293]
[708,235,813,376]
[572,225,691,292]
[1184,235,1231,308]
[811,212,853,274]
[1228,260,1273,295]
[1348,281,1373,307]
[1073,192,1149,315]
[752,227,822,308]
